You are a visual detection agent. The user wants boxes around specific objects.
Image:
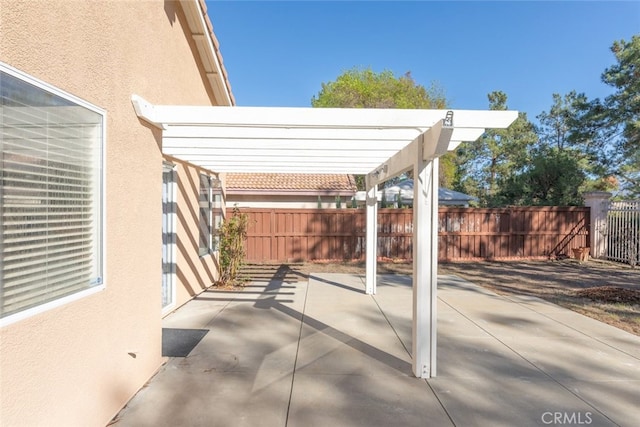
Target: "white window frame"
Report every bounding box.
[212,181,223,254]
[0,62,107,327]
[162,162,178,315]
[198,173,222,257]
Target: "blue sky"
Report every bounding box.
[206,1,639,122]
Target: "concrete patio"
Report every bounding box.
[114,273,640,427]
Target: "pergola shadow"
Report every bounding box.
[253,277,413,376]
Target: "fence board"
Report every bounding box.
[229,207,590,263]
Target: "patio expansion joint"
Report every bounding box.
[371,294,411,358]
[284,279,310,427]
[370,290,456,426]
[423,377,457,427]
[503,295,640,362]
[438,297,620,426]
[201,289,245,330]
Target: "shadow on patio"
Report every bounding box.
[112,273,640,427]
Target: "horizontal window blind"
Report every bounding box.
[1,68,104,319]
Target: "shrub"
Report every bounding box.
[218,206,250,286]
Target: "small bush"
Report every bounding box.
[218,207,250,286]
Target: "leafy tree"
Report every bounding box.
[312,67,447,109]
[439,152,458,189]
[458,36,640,203]
[603,36,640,147]
[498,147,586,206]
[537,91,587,151]
[568,36,640,196]
[455,91,538,206]
[600,35,640,195]
[311,67,450,190]
[536,91,609,194]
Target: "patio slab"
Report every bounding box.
[116,369,293,427]
[114,273,640,427]
[428,376,617,427]
[287,373,453,427]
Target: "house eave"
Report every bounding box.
[179,0,234,106]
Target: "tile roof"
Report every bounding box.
[226,173,357,193]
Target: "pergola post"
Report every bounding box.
[365,185,378,295]
[412,153,439,378]
[365,121,451,379]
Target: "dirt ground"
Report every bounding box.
[291,259,640,336]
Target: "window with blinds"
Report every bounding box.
[1,64,105,322]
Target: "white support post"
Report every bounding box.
[584,191,612,259]
[365,185,378,295]
[412,153,438,378]
[429,157,439,375]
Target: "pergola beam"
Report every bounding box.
[162,124,485,143]
[133,100,515,129]
[364,134,418,191]
[364,119,457,190]
[163,125,424,141]
[422,120,455,160]
[163,148,404,160]
[169,165,382,174]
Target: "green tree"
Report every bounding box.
[455,91,538,206]
[311,67,450,190]
[537,92,586,151]
[601,35,640,195]
[439,152,458,189]
[570,36,640,196]
[312,67,447,109]
[536,91,608,194]
[498,147,586,206]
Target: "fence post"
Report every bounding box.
[584,191,612,259]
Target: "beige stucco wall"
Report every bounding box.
[166,156,221,308]
[0,1,221,426]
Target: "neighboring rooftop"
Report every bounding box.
[226,173,357,195]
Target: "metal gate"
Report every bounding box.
[606,200,640,266]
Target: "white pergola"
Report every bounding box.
[132,94,517,378]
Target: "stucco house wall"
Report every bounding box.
[0,1,227,425]
[168,156,223,306]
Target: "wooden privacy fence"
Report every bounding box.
[230,207,590,263]
[438,207,589,261]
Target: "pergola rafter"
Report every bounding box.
[131,94,518,378]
